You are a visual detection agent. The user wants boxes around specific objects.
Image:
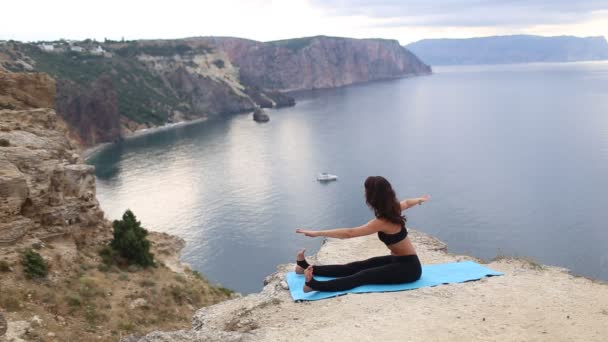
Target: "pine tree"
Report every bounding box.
[110,210,154,267]
[21,248,48,279]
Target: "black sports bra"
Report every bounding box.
[377,225,408,246]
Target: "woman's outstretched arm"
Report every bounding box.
[400,195,431,211]
[296,219,383,239]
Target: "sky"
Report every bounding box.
[1,0,608,44]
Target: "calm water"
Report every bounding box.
[89,62,608,293]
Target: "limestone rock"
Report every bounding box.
[0,158,28,218]
[252,107,269,123]
[129,298,149,309]
[0,108,107,246]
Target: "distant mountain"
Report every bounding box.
[406,35,608,65]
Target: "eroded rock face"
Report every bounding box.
[208,36,432,92]
[0,108,106,246]
[165,66,255,116]
[55,75,122,146]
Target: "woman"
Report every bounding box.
[295,176,430,293]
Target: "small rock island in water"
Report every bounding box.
[253,107,270,122]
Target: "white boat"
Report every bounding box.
[317,172,338,181]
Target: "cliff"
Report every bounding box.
[0,108,107,245]
[0,36,430,146]
[0,76,233,340]
[55,75,122,146]
[205,36,431,92]
[130,230,608,342]
[406,35,608,65]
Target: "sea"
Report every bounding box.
[88,61,608,293]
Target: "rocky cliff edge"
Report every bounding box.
[130,229,608,342]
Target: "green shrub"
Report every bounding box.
[216,286,234,296]
[191,270,205,281]
[21,249,48,279]
[117,321,135,332]
[98,246,116,265]
[110,210,155,267]
[97,263,111,272]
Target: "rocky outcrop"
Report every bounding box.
[252,107,269,122]
[243,85,295,108]
[164,66,255,116]
[55,75,122,146]
[206,36,431,92]
[0,108,107,246]
[0,71,55,110]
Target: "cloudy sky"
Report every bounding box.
[2,0,608,44]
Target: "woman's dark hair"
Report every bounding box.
[364,176,406,227]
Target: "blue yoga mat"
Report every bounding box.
[286,260,503,301]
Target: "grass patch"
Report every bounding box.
[117,320,135,332]
[84,304,105,324]
[65,294,82,307]
[174,274,186,283]
[78,277,104,298]
[139,279,156,287]
[166,284,201,305]
[97,263,111,272]
[0,288,23,311]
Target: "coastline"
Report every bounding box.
[131,229,608,342]
[81,70,433,161]
[82,117,208,160]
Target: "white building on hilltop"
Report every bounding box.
[38,43,55,51]
[91,46,105,55]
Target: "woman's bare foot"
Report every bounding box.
[295,248,306,274]
[303,266,314,293]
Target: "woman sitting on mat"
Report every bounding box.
[295,176,430,293]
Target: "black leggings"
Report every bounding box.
[302,254,422,292]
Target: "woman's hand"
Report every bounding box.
[296,229,319,237]
[418,194,431,205]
